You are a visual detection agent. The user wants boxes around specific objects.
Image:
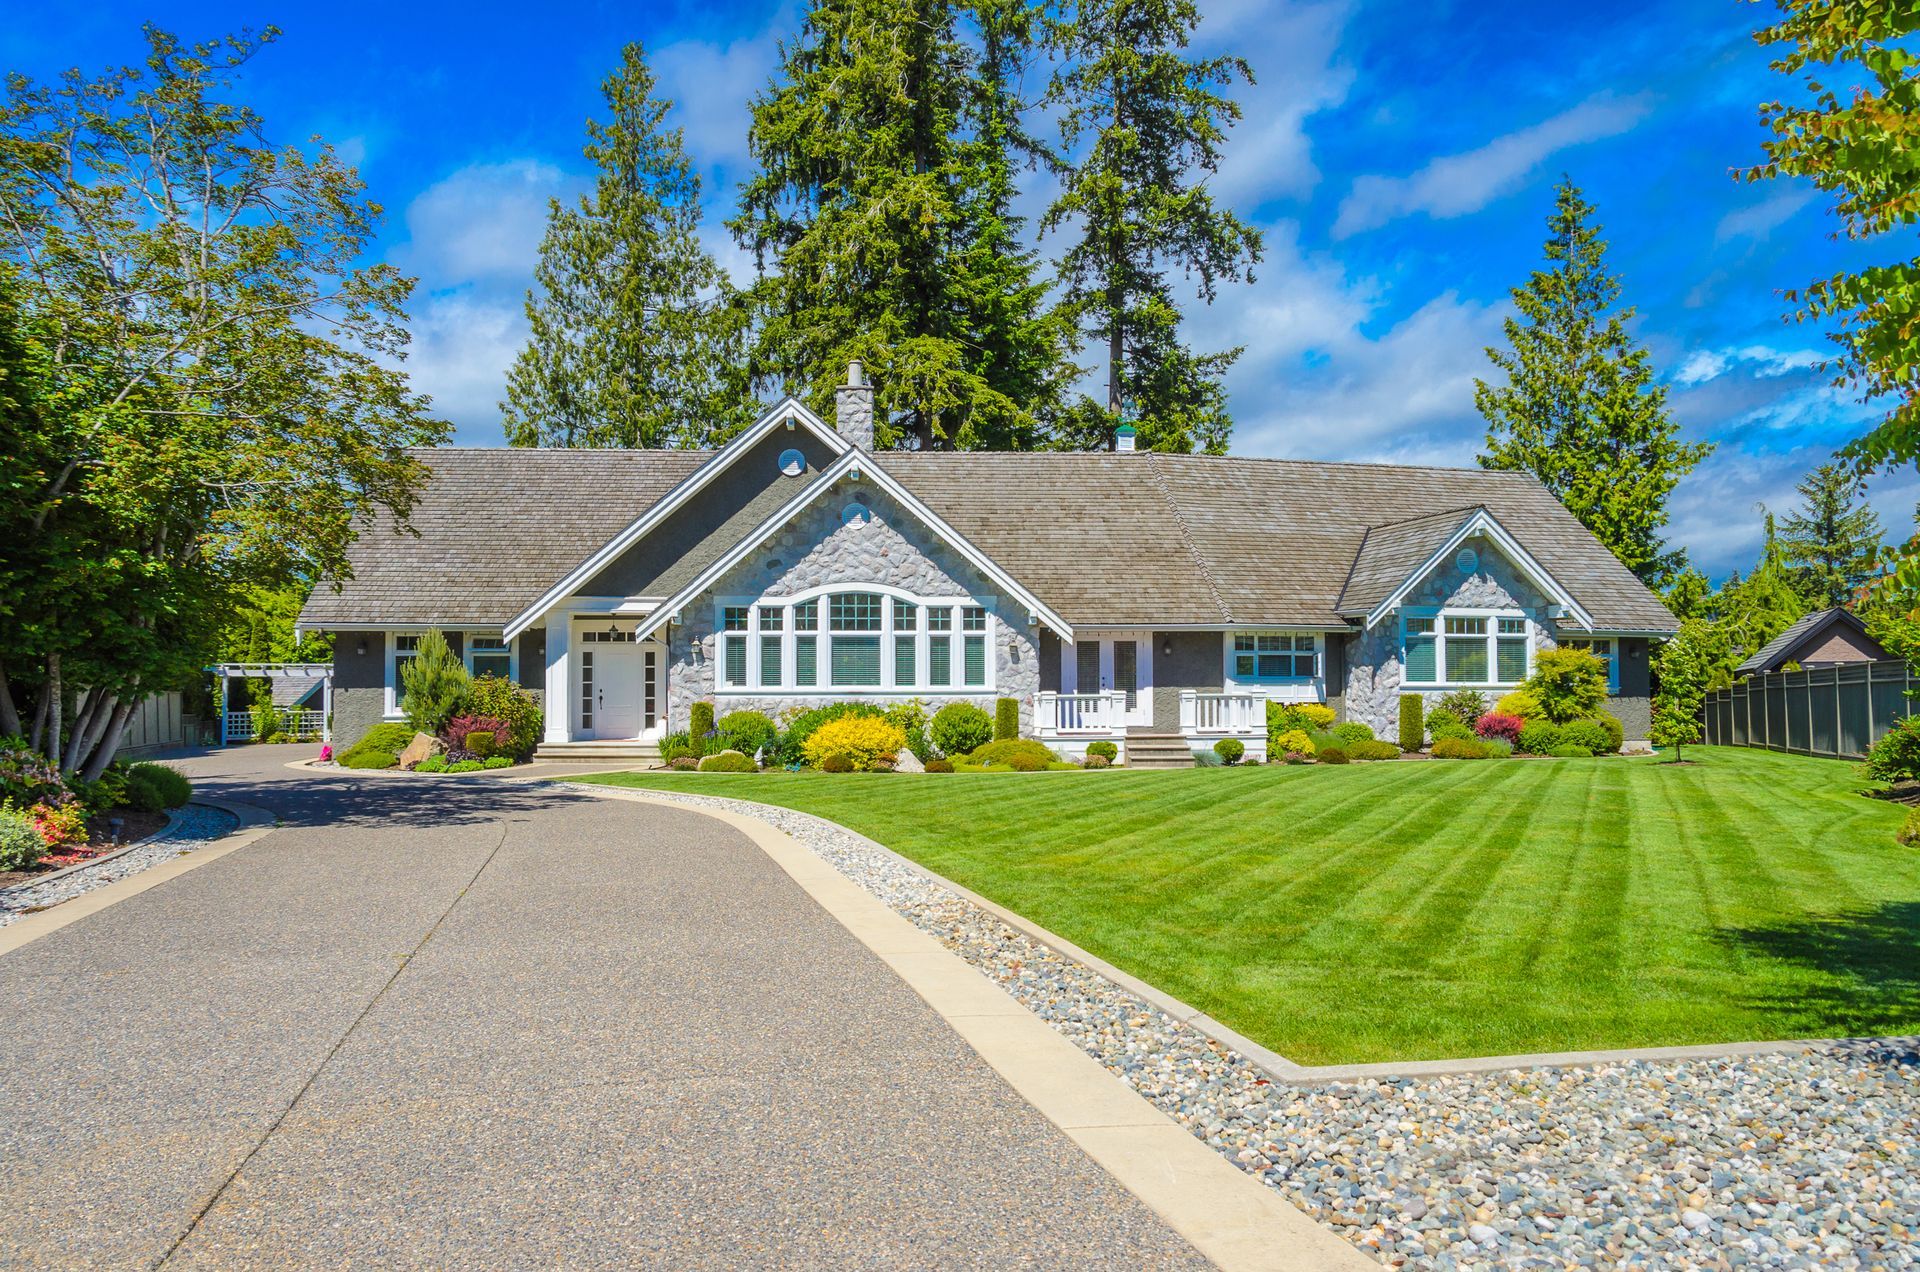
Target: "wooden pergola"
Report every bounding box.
[208,663,334,744]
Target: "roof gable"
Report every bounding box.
[1338,506,1593,631]
[1735,607,1882,674]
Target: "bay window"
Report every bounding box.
[716,590,994,694]
[1402,610,1530,688]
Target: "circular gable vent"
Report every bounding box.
[778,448,805,476]
[842,502,872,526]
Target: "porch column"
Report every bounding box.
[320,674,332,744]
[543,614,571,744]
[218,671,229,746]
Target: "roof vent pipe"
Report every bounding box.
[836,361,874,451]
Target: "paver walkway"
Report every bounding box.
[0,747,1205,1268]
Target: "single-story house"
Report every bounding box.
[1734,606,1890,677]
[299,368,1677,761]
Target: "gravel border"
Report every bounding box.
[0,803,240,928]
[585,785,1919,1270]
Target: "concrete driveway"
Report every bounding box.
[0,746,1204,1268]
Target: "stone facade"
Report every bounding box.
[663,475,1039,733]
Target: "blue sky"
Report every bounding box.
[3,0,1904,578]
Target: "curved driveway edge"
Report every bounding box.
[572,784,1374,1272]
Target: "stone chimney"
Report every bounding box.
[835,361,873,451]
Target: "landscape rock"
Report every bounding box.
[893,748,925,774]
[398,732,444,769]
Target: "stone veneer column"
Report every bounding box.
[835,361,873,451]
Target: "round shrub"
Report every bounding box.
[0,804,46,871]
[716,710,778,758]
[1549,743,1595,758]
[1426,708,1474,742]
[1006,751,1048,772]
[819,752,855,774]
[1086,740,1119,762]
[1559,720,1612,753]
[1283,751,1311,765]
[415,755,448,773]
[1330,720,1375,746]
[668,756,699,771]
[698,749,756,773]
[340,749,398,771]
[1495,687,1542,720]
[1590,711,1625,754]
[970,739,1059,768]
[483,756,513,769]
[1214,738,1246,765]
[125,762,191,811]
[464,731,497,759]
[1431,736,1492,759]
[446,759,485,773]
[1516,719,1562,755]
[339,723,414,768]
[930,702,994,757]
[1316,745,1350,764]
[780,701,883,762]
[1274,728,1316,756]
[1474,712,1524,745]
[1082,753,1111,769]
[1348,740,1401,761]
[1867,716,1920,783]
[804,716,907,771]
[924,758,955,773]
[459,675,544,759]
[1526,647,1609,723]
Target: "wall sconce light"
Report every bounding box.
[1163,638,1173,656]
[355,637,367,656]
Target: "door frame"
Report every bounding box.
[573,621,666,741]
[1063,630,1155,727]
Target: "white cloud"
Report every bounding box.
[652,18,789,175]
[393,160,574,287]
[1205,1,1355,204]
[1714,187,1816,243]
[400,293,529,442]
[1673,344,1822,387]
[1332,92,1654,237]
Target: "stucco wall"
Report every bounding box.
[327,628,545,751]
[1151,632,1224,732]
[663,477,1039,732]
[1793,624,1884,667]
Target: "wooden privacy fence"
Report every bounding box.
[1700,660,1915,760]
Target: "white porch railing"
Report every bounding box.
[1179,691,1263,736]
[225,709,326,741]
[1034,690,1128,737]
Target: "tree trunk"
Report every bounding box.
[0,660,21,738]
[64,689,103,771]
[45,652,61,771]
[29,683,49,752]
[70,691,119,775]
[81,698,137,782]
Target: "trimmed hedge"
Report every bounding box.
[819,753,855,773]
[930,702,994,757]
[924,758,954,773]
[1431,736,1493,759]
[1559,720,1612,753]
[690,701,715,738]
[340,749,399,770]
[970,739,1059,768]
[994,697,1019,742]
[1330,720,1375,746]
[717,710,777,758]
[339,723,414,769]
[1317,745,1350,764]
[1214,738,1245,765]
[1398,694,1424,753]
[1347,740,1400,761]
[1516,719,1562,755]
[125,762,191,811]
[1549,744,1595,758]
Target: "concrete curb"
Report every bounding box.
[0,797,280,959]
[573,782,1374,1272]
[564,780,1833,1084]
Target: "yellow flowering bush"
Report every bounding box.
[802,716,907,771]
[1274,728,1317,756]
[1289,702,1336,730]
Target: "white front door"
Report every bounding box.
[1068,632,1155,728]
[577,632,663,740]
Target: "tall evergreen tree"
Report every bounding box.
[503,43,750,449]
[1476,179,1711,587]
[732,0,1073,450]
[1777,462,1882,608]
[1041,0,1262,454]
[1714,512,1813,669]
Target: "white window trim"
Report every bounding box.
[383,632,421,719]
[1400,606,1532,689]
[462,631,517,683]
[1561,636,1621,694]
[1222,630,1323,688]
[715,584,996,696]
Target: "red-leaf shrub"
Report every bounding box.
[1475,712,1524,744]
[444,714,509,752]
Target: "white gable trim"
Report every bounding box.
[504,398,848,639]
[1363,507,1593,632]
[626,448,1074,644]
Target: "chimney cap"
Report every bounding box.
[845,360,865,388]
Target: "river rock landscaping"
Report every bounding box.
[586,784,1919,1270]
[0,802,237,928]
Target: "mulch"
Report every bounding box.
[0,805,171,889]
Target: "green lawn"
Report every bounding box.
[574,747,1920,1065]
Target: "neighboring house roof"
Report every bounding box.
[270,679,323,709]
[299,445,1679,635]
[1734,607,1882,674]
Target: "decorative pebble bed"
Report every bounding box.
[0,803,239,928]
[599,787,1919,1270]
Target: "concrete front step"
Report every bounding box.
[532,741,661,764]
[1122,733,1197,769]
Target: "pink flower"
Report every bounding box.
[318,744,334,762]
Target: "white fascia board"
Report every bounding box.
[628,450,1074,644]
[1364,508,1593,632]
[504,399,847,639]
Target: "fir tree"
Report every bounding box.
[1777,462,1882,607]
[731,0,1073,450]
[1042,0,1262,454]
[502,43,750,449]
[1713,512,1812,669]
[1476,178,1711,586]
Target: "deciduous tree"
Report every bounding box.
[1476,179,1711,587]
[1652,619,1713,761]
[503,43,752,449]
[1041,0,1262,454]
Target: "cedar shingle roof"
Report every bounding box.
[299,447,1679,634]
[1335,506,1485,617]
[1733,607,1871,675]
